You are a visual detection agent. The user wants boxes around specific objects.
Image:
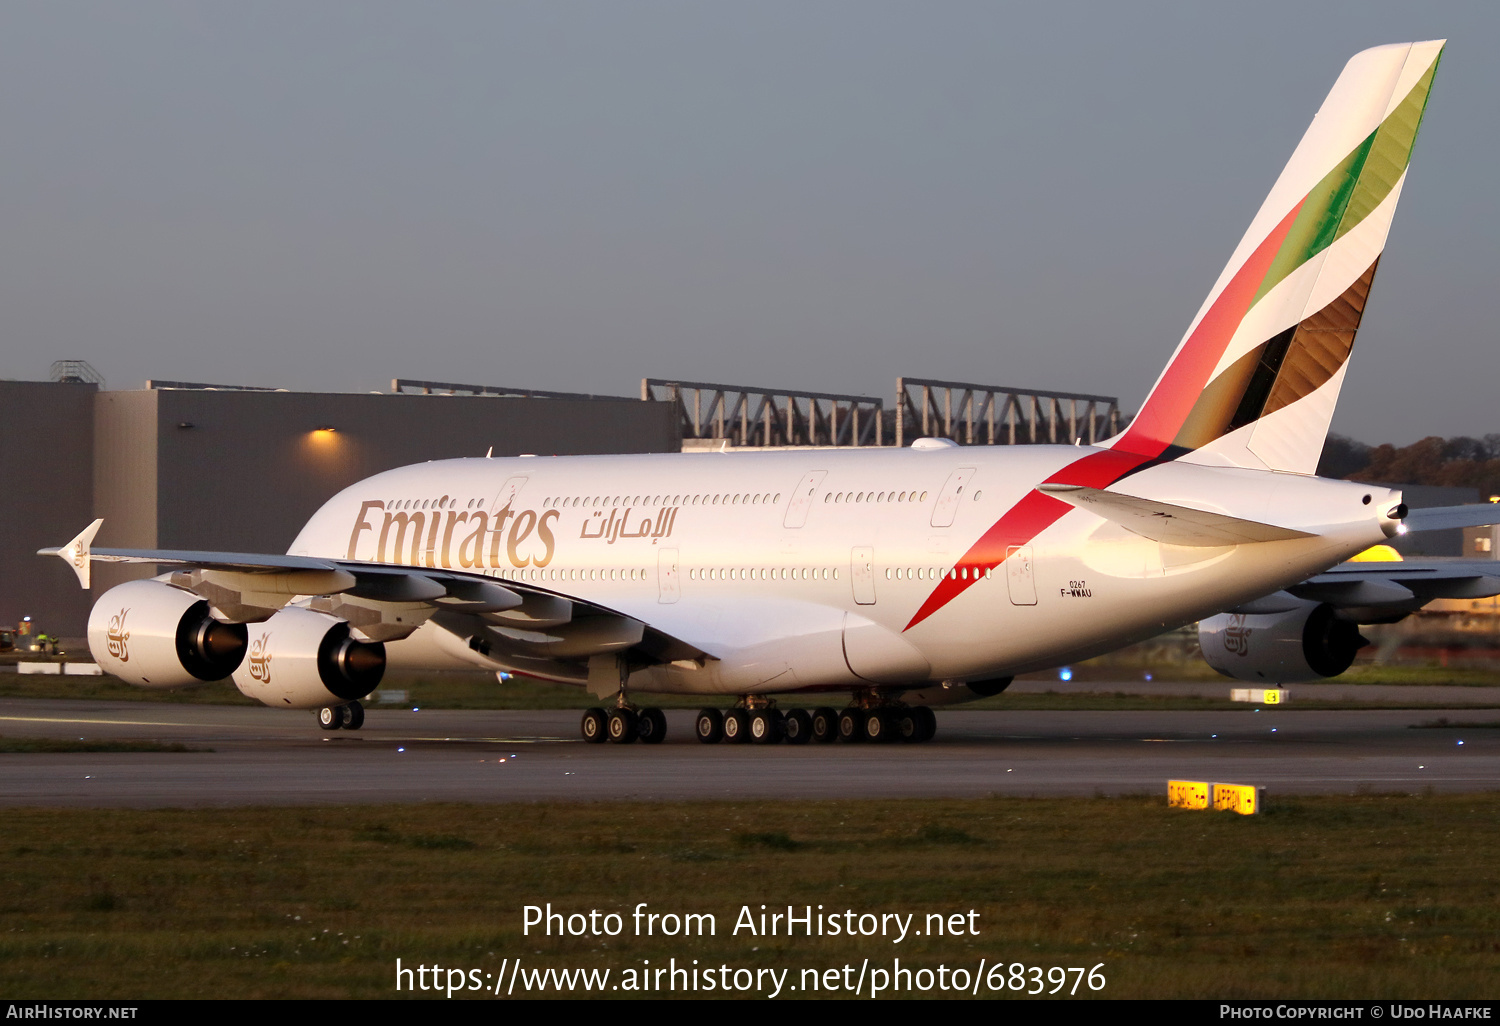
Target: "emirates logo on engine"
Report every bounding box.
[1223,613,1252,656]
[106,609,130,662]
[248,634,273,683]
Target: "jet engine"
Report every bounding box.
[1199,600,1367,684]
[231,606,386,709]
[88,579,248,687]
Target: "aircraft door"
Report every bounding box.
[1006,545,1037,605]
[658,548,680,604]
[783,470,827,528]
[850,546,876,605]
[930,467,977,528]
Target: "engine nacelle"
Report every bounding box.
[231,607,386,709]
[1199,600,1367,684]
[897,677,1013,707]
[88,579,248,687]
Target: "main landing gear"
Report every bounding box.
[695,701,937,745]
[578,656,667,745]
[581,705,667,745]
[316,700,365,732]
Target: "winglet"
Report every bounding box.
[39,519,103,589]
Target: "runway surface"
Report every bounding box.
[1,698,1497,807]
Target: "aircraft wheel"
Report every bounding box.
[607,708,638,744]
[811,707,839,744]
[341,700,365,731]
[695,708,723,744]
[865,709,897,744]
[317,706,342,731]
[915,706,937,743]
[896,708,922,743]
[581,707,608,744]
[837,708,864,743]
[749,710,782,744]
[723,709,751,744]
[637,707,667,745]
[783,709,812,745]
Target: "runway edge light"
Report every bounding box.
[1168,780,1210,809]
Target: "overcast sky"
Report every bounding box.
[0,2,1494,445]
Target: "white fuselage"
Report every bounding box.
[288,445,1399,697]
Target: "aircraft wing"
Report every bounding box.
[41,521,714,680]
[1252,503,1500,616]
[1293,560,1500,602]
[1399,504,1500,533]
[1227,559,1500,621]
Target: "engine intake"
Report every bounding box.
[1200,599,1367,684]
[88,579,248,687]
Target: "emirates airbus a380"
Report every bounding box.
[47,40,1500,746]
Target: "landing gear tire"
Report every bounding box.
[723,709,751,744]
[317,706,342,731]
[695,708,724,744]
[837,708,864,743]
[749,710,783,744]
[914,706,937,743]
[637,707,667,745]
[783,709,813,745]
[896,708,919,742]
[865,709,897,744]
[581,707,608,744]
[811,707,839,744]
[607,708,638,744]
[341,700,365,731]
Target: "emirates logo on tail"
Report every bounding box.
[106,610,130,662]
[248,634,273,683]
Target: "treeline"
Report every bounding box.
[1318,433,1500,497]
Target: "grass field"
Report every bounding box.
[1,794,1497,999]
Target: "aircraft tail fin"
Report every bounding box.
[1109,40,1444,474]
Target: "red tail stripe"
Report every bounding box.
[903,449,1155,630]
[1115,199,1304,457]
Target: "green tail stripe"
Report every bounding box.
[1251,52,1441,307]
[1336,56,1440,241]
[1251,136,1373,306]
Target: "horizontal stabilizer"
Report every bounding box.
[1402,504,1500,533]
[1039,484,1315,546]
